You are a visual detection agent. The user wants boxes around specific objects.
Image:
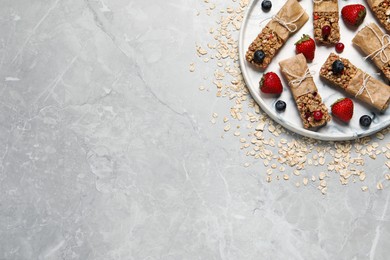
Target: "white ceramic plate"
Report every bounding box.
[239,0,390,140]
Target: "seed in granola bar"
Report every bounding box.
[254,50,265,63]
[313,110,323,121]
[359,115,372,127]
[322,25,331,39]
[275,100,286,112]
[332,60,344,74]
[261,0,272,12]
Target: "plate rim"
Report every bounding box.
[238,0,390,141]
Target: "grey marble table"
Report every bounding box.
[1,0,389,259]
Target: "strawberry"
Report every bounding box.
[259,72,283,94]
[295,34,316,61]
[341,4,366,26]
[331,98,354,122]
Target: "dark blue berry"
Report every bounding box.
[359,115,372,127]
[254,50,265,63]
[332,60,344,74]
[275,100,286,112]
[261,0,272,11]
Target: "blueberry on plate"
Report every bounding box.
[332,60,344,74]
[261,0,272,11]
[359,115,372,127]
[275,100,286,112]
[254,50,265,63]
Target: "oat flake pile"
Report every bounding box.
[191,0,390,194]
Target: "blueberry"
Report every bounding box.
[261,0,272,11]
[275,100,286,112]
[254,50,265,63]
[332,60,344,74]
[359,115,372,127]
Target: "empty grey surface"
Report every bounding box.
[0,0,389,259]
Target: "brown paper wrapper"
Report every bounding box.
[346,69,390,111]
[268,0,309,42]
[352,23,390,71]
[313,0,338,12]
[279,54,318,100]
[367,0,382,8]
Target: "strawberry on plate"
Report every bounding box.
[331,98,354,122]
[260,72,283,94]
[295,34,316,61]
[341,4,366,26]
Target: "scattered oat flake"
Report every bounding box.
[196,45,208,56]
[199,86,205,91]
[283,174,289,180]
[376,133,385,140]
[244,162,250,167]
[224,124,231,132]
[361,186,368,192]
[293,170,300,176]
[386,161,390,169]
[377,182,383,190]
[189,63,195,72]
[303,178,308,186]
[268,125,276,133]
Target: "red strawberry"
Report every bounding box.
[260,72,283,94]
[295,34,316,61]
[341,4,366,26]
[331,98,354,122]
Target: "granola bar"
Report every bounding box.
[246,27,284,69]
[313,0,340,44]
[352,23,390,80]
[246,0,309,69]
[320,53,390,111]
[367,0,390,32]
[279,54,331,129]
